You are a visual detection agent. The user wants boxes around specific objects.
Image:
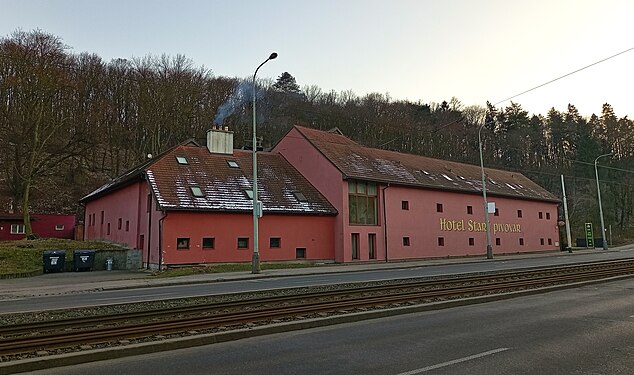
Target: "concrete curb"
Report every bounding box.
[3,274,632,374]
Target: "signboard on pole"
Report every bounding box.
[585,223,593,248]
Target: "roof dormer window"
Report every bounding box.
[176,156,188,165]
[190,185,204,197]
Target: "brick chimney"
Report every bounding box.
[206,126,233,155]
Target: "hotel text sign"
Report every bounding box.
[440,218,522,234]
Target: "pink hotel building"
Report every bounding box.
[81,125,560,269]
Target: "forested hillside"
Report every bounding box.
[1,30,632,241]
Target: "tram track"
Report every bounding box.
[2,259,634,363]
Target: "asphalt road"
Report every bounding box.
[2,248,634,313]
[30,276,634,374]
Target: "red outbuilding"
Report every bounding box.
[0,213,76,240]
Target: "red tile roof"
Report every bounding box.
[83,144,337,215]
[294,126,559,203]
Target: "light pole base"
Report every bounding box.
[486,245,493,259]
[252,252,261,274]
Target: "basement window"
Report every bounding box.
[202,237,215,249]
[296,248,306,259]
[238,237,249,249]
[270,237,281,248]
[190,186,204,197]
[10,224,25,234]
[176,156,189,165]
[227,160,239,168]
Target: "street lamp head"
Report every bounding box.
[269,52,278,60]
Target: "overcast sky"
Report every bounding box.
[2,0,633,118]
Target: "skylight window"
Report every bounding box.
[176,156,188,165]
[244,189,254,199]
[190,186,204,197]
[227,160,239,168]
[293,191,308,202]
[442,174,453,181]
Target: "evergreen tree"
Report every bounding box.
[273,72,300,93]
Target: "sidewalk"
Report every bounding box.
[2,246,633,299]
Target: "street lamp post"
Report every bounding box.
[478,123,493,259]
[251,52,277,274]
[594,153,611,250]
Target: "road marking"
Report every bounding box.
[396,348,510,375]
[94,293,173,301]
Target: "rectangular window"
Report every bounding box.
[540,238,545,245]
[270,237,281,248]
[10,224,25,234]
[177,238,190,249]
[546,212,551,220]
[118,218,122,230]
[238,237,249,249]
[539,212,543,219]
[101,211,104,224]
[469,237,475,246]
[494,208,499,217]
[227,160,239,168]
[176,156,189,165]
[107,223,111,235]
[548,238,552,245]
[92,213,95,226]
[202,237,215,249]
[467,205,473,215]
[517,210,523,218]
[368,233,376,259]
[438,237,445,246]
[348,180,378,225]
[520,238,524,246]
[351,233,359,260]
[403,237,410,246]
[55,224,64,231]
[436,203,443,213]
[296,248,306,259]
[125,220,130,232]
[496,238,501,246]
[402,201,409,210]
[190,185,204,197]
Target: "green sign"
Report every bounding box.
[585,223,593,248]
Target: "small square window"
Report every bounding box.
[55,224,65,231]
[467,205,473,215]
[546,212,551,220]
[177,237,190,249]
[402,201,409,210]
[176,156,189,165]
[494,208,499,217]
[540,238,545,245]
[468,237,474,246]
[227,160,239,168]
[296,247,306,259]
[519,238,524,246]
[191,186,204,197]
[202,237,215,249]
[496,238,501,246]
[270,237,281,248]
[436,203,443,213]
[438,237,444,246]
[403,237,410,246]
[539,212,543,219]
[244,189,254,199]
[517,209,523,218]
[238,237,249,249]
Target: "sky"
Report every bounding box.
[2,0,633,118]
